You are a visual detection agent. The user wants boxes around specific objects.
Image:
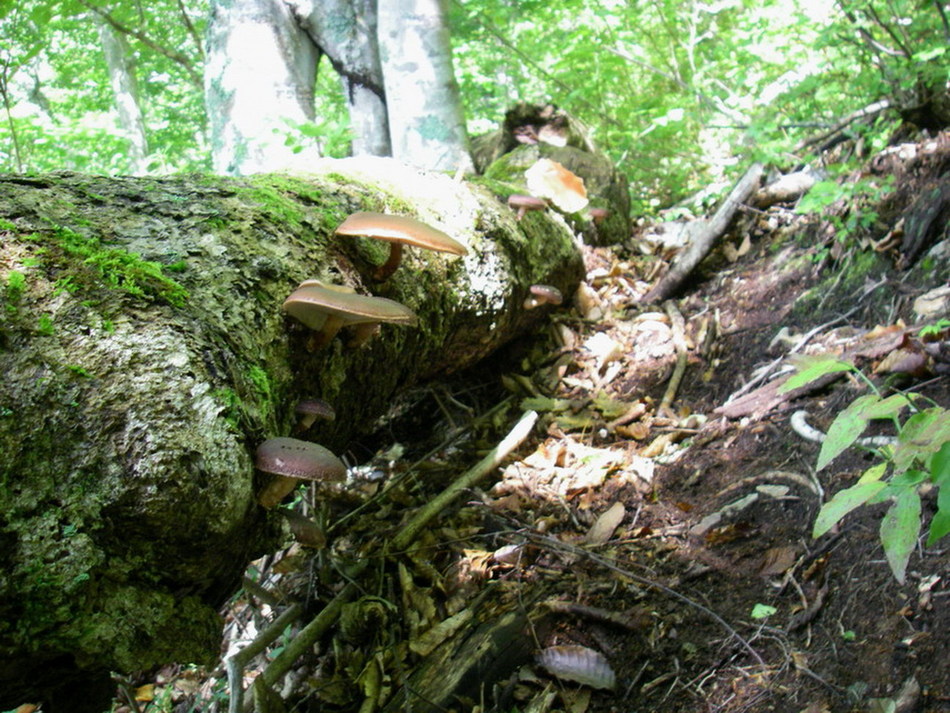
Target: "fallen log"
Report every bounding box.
[0,157,584,710]
[643,163,764,303]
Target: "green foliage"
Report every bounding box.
[785,355,950,582]
[3,270,26,313]
[1,0,946,218]
[795,172,896,247]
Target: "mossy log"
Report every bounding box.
[0,158,583,710]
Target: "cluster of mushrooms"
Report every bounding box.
[254,203,564,511]
[254,211,467,509]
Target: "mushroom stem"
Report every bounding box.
[347,322,381,348]
[372,241,404,281]
[307,314,345,351]
[258,475,298,509]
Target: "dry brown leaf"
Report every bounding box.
[874,347,928,375]
[585,502,626,545]
[758,546,798,576]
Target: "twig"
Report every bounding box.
[329,397,514,536]
[227,603,303,713]
[243,575,365,712]
[659,301,688,414]
[387,410,538,554]
[526,533,766,668]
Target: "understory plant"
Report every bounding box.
[783,354,950,582]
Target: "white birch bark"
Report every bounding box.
[204,0,321,175]
[291,0,391,157]
[96,16,150,174]
[377,0,473,173]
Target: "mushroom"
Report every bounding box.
[524,284,563,310]
[588,207,609,224]
[282,281,417,349]
[507,194,548,220]
[334,211,467,281]
[525,158,589,213]
[294,398,336,433]
[256,437,347,509]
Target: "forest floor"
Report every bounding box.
[111,134,949,713]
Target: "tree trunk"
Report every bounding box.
[204,0,321,175]
[0,159,583,710]
[291,0,391,157]
[377,0,474,173]
[96,16,150,174]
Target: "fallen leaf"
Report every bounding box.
[758,546,798,576]
[585,502,625,545]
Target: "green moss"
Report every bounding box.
[793,249,889,319]
[243,178,307,229]
[3,271,26,314]
[468,175,524,199]
[247,365,272,399]
[23,227,189,307]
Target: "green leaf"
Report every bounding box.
[893,409,950,475]
[779,355,853,394]
[858,392,916,420]
[927,440,950,484]
[750,603,777,619]
[880,487,921,583]
[927,459,950,546]
[817,394,879,470]
[813,463,888,538]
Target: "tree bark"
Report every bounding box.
[96,16,150,174]
[0,159,583,709]
[377,0,474,173]
[204,0,321,174]
[291,0,391,157]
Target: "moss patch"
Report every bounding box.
[15,227,188,308]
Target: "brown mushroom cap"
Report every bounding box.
[256,437,347,508]
[524,284,564,309]
[283,282,417,348]
[295,398,336,422]
[256,437,346,482]
[295,398,336,433]
[335,212,467,255]
[335,212,467,281]
[507,195,548,220]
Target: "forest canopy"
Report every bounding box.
[1,0,947,213]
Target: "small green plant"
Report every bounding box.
[783,355,950,582]
[37,314,54,335]
[795,174,895,247]
[3,270,27,313]
[919,319,950,339]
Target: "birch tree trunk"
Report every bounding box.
[96,15,150,174]
[291,0,391,157]
[204,0,321,175]
[377,0,474,173]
